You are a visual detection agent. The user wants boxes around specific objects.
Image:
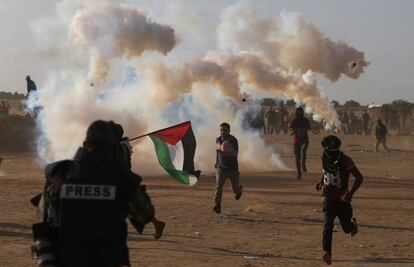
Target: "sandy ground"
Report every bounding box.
[0,132,413,267]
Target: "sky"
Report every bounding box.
[0,0,413,105]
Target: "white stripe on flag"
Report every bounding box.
[166,140,184,170]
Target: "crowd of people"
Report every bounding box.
[26,118,362,266]
[0,77,411,266]
[243,103,322,136]
[337,109,371,135]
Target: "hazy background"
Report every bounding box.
[0,0,413,105]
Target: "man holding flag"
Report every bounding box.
[213,122,243,214]
[130,121,200,186]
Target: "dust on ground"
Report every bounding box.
[0,133,413,266]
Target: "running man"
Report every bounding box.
[316,135,363,265]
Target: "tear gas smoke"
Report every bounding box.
[27,0,368,175]
[217,1,369,82]
[68,3,176,85]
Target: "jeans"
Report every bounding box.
[294,141,308,174]
[214,169,241,204]
[322,199,356,254]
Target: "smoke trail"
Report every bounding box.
[217,1,369,82]
[68,3,176,85]
[139,52,339,127]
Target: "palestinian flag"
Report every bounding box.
[146,121,200,186]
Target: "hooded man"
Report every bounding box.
[316,135,363,265]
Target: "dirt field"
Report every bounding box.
[0,132,413,266]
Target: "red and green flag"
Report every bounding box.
[130,121,200,186]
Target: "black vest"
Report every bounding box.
[52,148,133,265]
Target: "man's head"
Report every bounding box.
[296,107,304,118]
[111,122,124,141]
[377,118,382,124]
[219,122,231,138]
[321,135,341,151]
[26,75,31,82]
[83,120,118,154]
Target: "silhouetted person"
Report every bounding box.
[290,107,310,179]
[266,106,277,135]
[26,75,37,96]
[375,119,390,152]
[341,111,349,134]
[349,111,358,135]
[276,103,289,135]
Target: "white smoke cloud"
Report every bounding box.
[27,0,368,175]
[68,2,176,85]
[217,1,369,82]
[139,52,340,127]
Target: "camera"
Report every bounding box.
[31,222,57,267]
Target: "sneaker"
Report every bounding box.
[213,203,221,214]
[323,252,332,265]
[351,217,358,237]
[235,186,243,200]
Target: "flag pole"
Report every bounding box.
[128,121,191,142]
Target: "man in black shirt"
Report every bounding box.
[316,135,363,265]
[213,122,242,214]
[375,119,390,152]
[362,110,370,135]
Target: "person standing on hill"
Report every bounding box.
[26,75,37,96]
[375,119,390,152]
[290,107,310,180]
[316,135,363,265]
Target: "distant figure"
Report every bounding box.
[349,111,358,135]
[260,109,267,135]
[316,135,363,265]
[375,119,390,152]
[362,110,370,135]
[290,107,310,180]
[26,75,37,96]
[266,106,277,135]
[341,111,349,134]
[213,122,243,214]
[276,103,289,135]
